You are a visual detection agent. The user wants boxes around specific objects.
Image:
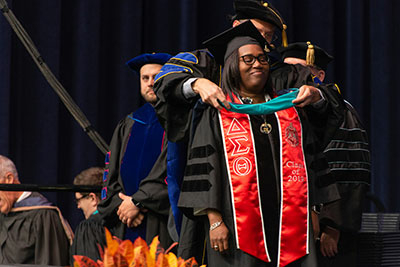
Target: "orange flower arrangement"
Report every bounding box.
[73,228,205,267]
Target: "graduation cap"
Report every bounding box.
[126,53,172,74]
[203,20,269,65]
[232,0,288,47]
[278,41,334,70]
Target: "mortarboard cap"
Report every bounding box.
[232,0,288,47]
[126,53,172,74]
[278,41,334,70]
[203,20,269,65]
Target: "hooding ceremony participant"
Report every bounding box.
[154,0,288,142]
[97,53,174,249]
[177,21,340,267]
[0,155,73,265]
[70,167,106,263]
[280,42,371,266]
[152,2,292,260]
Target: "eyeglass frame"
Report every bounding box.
[240,54,270,65]
[264,32,279,43]
[74,193,91,204]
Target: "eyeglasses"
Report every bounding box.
[74,194,90,204]
[240,54,270,65]
[264,32,278,43]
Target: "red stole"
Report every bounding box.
[218,94,309,266]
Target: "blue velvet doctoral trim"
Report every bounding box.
[155,63,193,82]
[14,193,52,208]
[166,99,207,236]
[101,151,111,200]
[120,103,164,241]
[171,52,198,64]
[312,75,322,85]
[221,88,299,115]
[166,141,186,236]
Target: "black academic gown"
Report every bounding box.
[70,212,106,264]
[178,97,340,267]
[319,100,370,231]
[317,100,370,267]
[154,50,343,263]
[96,104,172,249]
[0,192,71,265]
[154,49,222,143]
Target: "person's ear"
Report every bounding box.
[4,172,15,184]
[89,192,99,205]
[318,70,326,82]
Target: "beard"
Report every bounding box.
[143,90,157,104]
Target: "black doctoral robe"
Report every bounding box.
[0,192,72,265]
[96,105,173,249]
[316,100,370,267]
[178,98,339,267]
[153,49,344,264]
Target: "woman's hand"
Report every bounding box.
[207,209,229,253]
[292,85,322,107]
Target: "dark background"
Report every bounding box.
[0,0,399,229]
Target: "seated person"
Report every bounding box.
[70,167,106,263]
[0,155,73,265]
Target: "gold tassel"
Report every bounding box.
[282,24,288,47]
[306,41,315,66]
[334,84,342,94]
[262,2,288,47]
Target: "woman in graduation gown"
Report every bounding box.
[177,21,339,267]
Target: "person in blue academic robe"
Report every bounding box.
[96,53,174,249]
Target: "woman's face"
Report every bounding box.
[238,44,269,95]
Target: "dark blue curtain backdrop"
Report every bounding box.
[0,0,399,229]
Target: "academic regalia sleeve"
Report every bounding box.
[131,138,170,216]
[70,214,106,265]
[34,209,70,266]
[154,50,221,142]
[305,82,345,148]
[97,116,133,222]
[319,183,368,232]
[301,118,340,206]
[178,105,225,215]
[129,137,173,249]
[319,102,370,232]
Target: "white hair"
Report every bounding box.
[0,155,19,180]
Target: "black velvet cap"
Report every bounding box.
[203,20,268,65]
[126,53,172,74]
[232,0,285,31]
[278,42,334,70]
